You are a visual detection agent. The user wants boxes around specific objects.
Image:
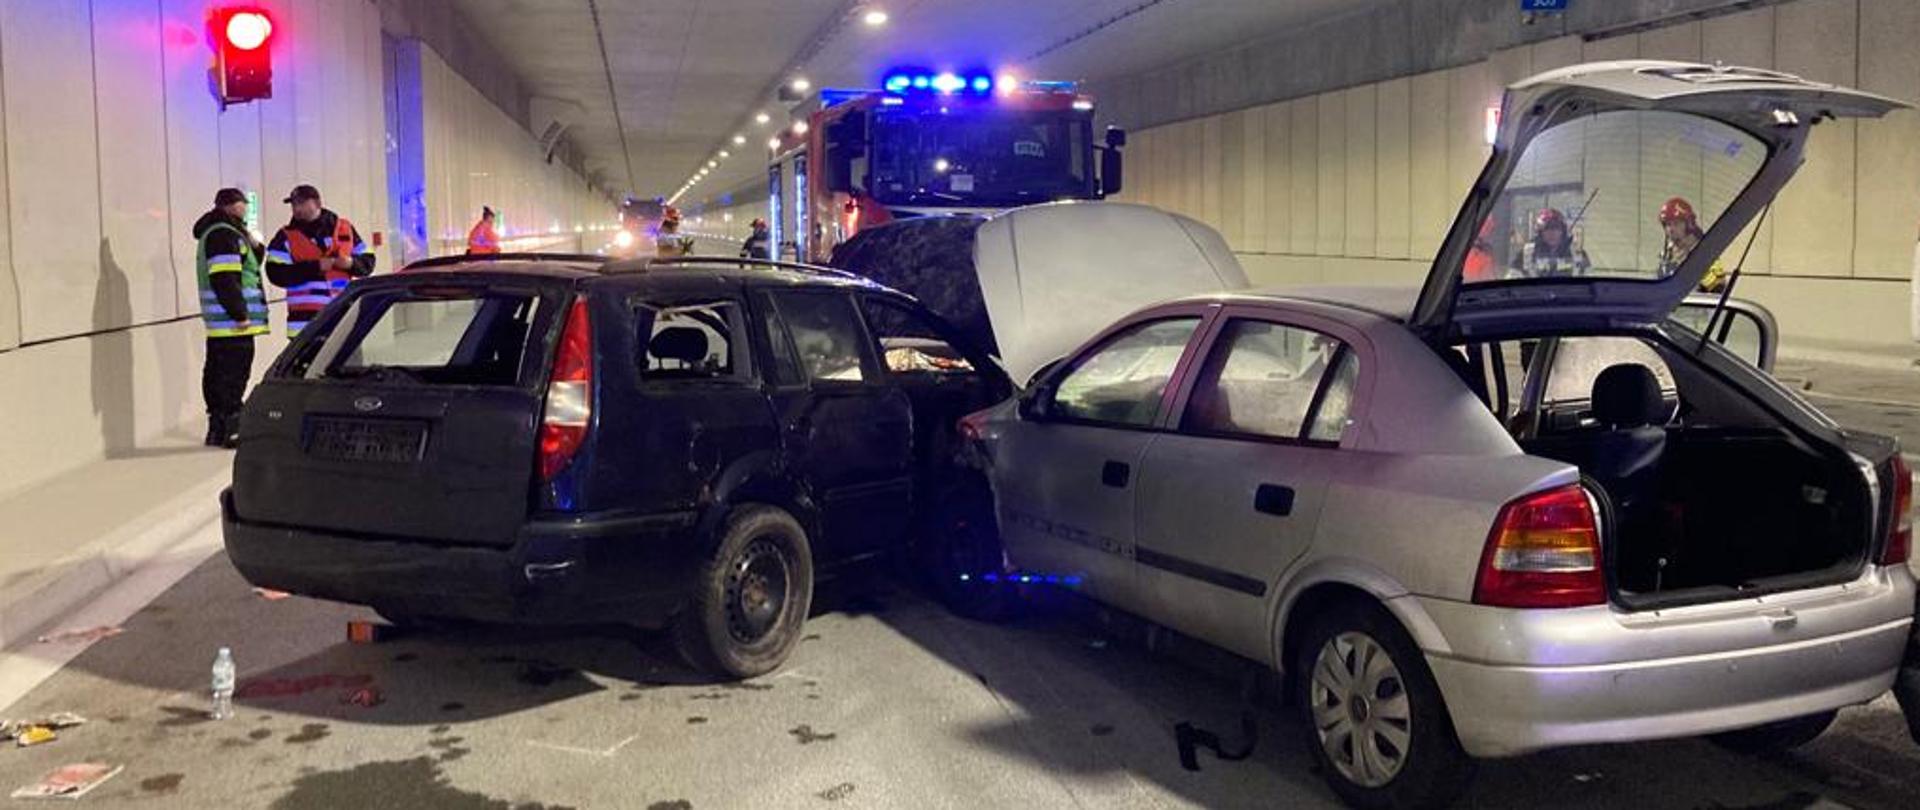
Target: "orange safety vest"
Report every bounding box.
[467,220,500,254]
[282,216,357,335]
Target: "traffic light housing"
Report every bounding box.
[211,8,273,106]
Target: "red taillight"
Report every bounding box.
[1473,484,1606,609]
[538,298,592,481]
[957,409,990,443]
[1883,455,1912,566]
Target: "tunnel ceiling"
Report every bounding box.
[456,0,1363,203]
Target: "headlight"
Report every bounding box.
[613,230,636,249]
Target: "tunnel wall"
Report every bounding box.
[1105,0,1920,359]
[0,0,603,500]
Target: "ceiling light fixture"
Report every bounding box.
[732,134,746,145]
[863,9,889,26]
[790,77,811,92]
[719,150,730,158]
[792,121,809,135]
[755,112,771,125]
[768,136,782,150]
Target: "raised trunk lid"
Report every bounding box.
[1412,61,1906,341]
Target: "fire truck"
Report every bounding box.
[767,71,1126,263]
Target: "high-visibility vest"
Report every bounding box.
[279,216,357,337]
[196,222,269,338]
[467,221,500,254]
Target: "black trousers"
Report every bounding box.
[202,335,256,420]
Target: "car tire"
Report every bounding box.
[923,481,1020,622]
[1295,602,1473,810]
[672,505,814,679]
[1707,710,1838,754]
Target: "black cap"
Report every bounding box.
[282,184,321,204]
[214,188,247,207]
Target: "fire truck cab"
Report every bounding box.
[768,73,1126,263]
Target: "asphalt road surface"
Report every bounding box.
[2,541,1919,810]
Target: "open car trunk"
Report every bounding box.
[1450,329,1883,611]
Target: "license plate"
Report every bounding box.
[304,416,428,463]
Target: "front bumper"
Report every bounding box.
[1413,569,1915,757]
[221,489,703,626]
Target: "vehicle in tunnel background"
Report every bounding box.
[220,254,1014,679]
[942,61,1916,810]
[768,75,1125,263]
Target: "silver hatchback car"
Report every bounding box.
[944,62,1916,809]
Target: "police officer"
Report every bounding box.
[193,188,267,448]
[741,217,770,260]
[265,185,375,338]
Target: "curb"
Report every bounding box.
[0,474,227,652]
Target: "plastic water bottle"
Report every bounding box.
[210,647,236,720]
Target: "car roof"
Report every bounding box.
[395,253,890,294]
[1161,284,1419,322]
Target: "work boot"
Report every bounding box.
[204,414,226,447]
[218,413,242,449]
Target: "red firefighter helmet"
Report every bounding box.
[1534,208,1568,232]
[1658,197,1697,225]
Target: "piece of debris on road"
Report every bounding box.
[35,626,123,645]
[252,588,292,601]
[10,763,123,799]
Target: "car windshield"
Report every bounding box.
[868,107,1093,206]
[1467,109,1767,286]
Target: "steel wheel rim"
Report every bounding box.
[1309,631,1412,788]
[724,537,791,644]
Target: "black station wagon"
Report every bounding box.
[222,254,1011,677]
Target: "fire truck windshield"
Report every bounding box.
[867,108,1093,207]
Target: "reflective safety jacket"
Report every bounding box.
[193,211,268,338]
[265,209,374,337]
[467,220,500,254]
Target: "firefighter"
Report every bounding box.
[467,206,501,255]
[1464,216,1498,283]
[741,218,770,259]
[1509,208,1590,279]
[193,188,268,448]
[1657,197,1728,292]
[656,206,694,257]
[265,185,374,338]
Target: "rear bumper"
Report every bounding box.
[221,489,704,626]
[1414,569,1915,757]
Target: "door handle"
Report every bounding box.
[1101,460,1131,488]
[1254,484,1295,516]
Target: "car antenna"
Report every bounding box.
[1696,202,1771,356]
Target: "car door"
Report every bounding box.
[855,293,1012,489]
[760,289,914,560]
[992,306,1213,612]
[1131,309,1364,662]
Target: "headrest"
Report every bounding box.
[1592,363,1664,428]
[649,327,709,364]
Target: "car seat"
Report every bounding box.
[1588,363,1668,521]
[649,326,712,376]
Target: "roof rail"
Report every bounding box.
[400,252,610,272]
[616,255,864,281]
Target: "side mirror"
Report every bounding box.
[1104,126,1127,148]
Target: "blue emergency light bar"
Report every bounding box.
[884,70,997,96]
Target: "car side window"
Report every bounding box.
[860,296,976,376]
[1182,319,1351,442]
[1307,349,1360,443]
[639,299,746,383]
[754,296,805,386]
[769,292,871,384]
[1542,337,1676,404]
[1050,317,1201,427]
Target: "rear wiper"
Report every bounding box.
[1695,203,1771,356]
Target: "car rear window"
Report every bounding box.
[299,287,549,387]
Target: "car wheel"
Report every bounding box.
[672,505,814,679]
[1707,710,1837,753]
[924,481,1020,622]
[1296,602,1473,810]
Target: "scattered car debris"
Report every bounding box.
[340,687,385,708]
[252,588,292,601]
[10,763,122,799]
[34,626,123,645]
[1173,713,1257,772]
[346,621,389,644]
[3,714,87,747]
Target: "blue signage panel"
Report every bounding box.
[1522,0,1569,10]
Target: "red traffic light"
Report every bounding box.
[224,11,272,51]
